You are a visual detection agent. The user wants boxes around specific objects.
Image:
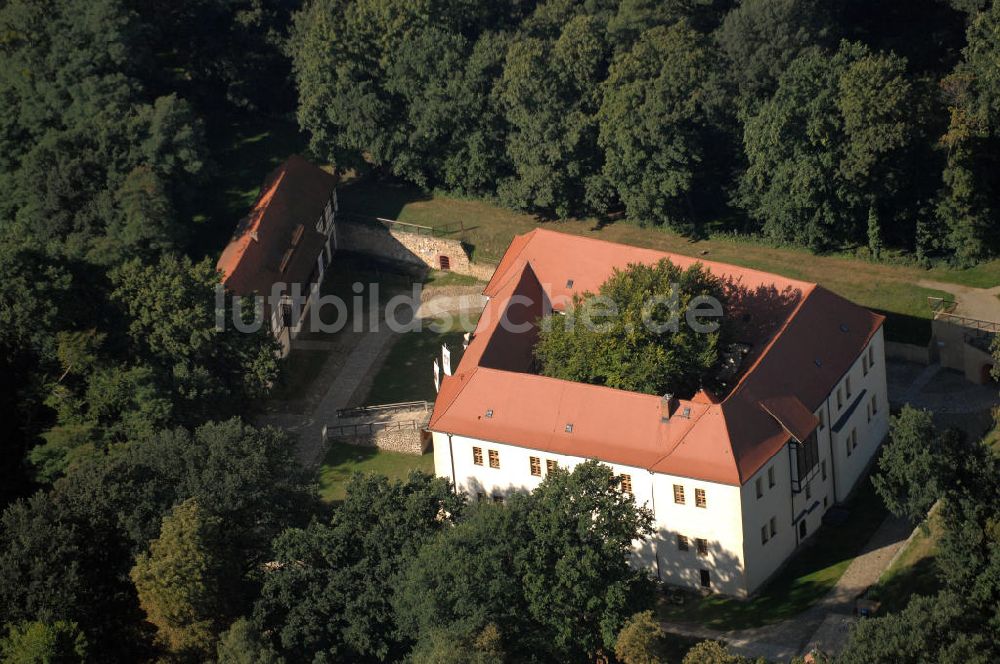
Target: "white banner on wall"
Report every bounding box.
[442,344,452,376]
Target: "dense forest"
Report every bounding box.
[0,0,999,661]
[290,0,1000,265]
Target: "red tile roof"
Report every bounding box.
[216,155,337,295]
[429,229,884,486]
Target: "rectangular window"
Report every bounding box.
[620,474,633,494]
[673,484,685,505]
[846,376,852,398]
[862,355,869,376]
[821,460,827,481]
[818,408,825,430]
[768,466,776,488]
[770,517,777,537]
[473,447,483,466]
[696,538,708,556]
[677,535,689,551]
[846,437,852,457]
[546,459,558,474]
[837,387,843,410]
[700,569,711,588]
[695,488,707,508]
[488,449,500,469]
[869,346,875,366]
[870,394,878,416]
[755,477,763,499]
[761,525,769,544]
[805,482,812,500]
[796,432,820,480]
[530,456,541,477]
[852,429,859,450]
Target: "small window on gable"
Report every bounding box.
[755,477,763,499]
[768,466,775,488]
[846,376,852,398]
[868,346,875,366]
[862,355,869,376]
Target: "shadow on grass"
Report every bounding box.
[185,112,307,260]
[660,481,888,630]
[338,177,432,221]
[318,442,434,503]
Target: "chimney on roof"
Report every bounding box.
[661,393,677,422]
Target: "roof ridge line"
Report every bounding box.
[720,283,818,402]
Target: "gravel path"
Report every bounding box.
[917,279,1000,322]
[660,516,912,661]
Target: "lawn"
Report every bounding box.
[338,179,1000,345]
[363,316,477,405]
[187,113,307,260]
[318,441,434,503]
[658,481,888,630]
[870,508,943,614]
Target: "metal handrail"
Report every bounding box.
[338,211,464,237]
[336,400,432,419]
[325,416,431,438]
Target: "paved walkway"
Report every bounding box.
[660,516,912,661]
[917,279,1000,322]
[259,288,485,466]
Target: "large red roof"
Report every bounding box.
[429,229,884,486]
[216,155,337,295]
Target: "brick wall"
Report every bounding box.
[337,219,496,281]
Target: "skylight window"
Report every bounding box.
[681,407,691,418]
[564,423,574,433]
[485,409,494,419]
[839,323,849,333]
[566,279,574,288]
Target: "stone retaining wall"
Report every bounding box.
[328,428,430,456]
[337,219,496,281]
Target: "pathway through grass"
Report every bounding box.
[339,180,999,344]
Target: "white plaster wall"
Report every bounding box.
[650,474,747,596]
[825,327,890,501]
[432,431,749,596]
[740,450,796,594]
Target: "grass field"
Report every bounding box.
[870,509,943,614]
[188,113,307,260]
[318,442,434,502]
[364,317,477,405]
[658,481,887,630]
[339,179,1000,344]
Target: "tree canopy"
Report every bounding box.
[534,258,729,397]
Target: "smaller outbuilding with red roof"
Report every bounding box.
[216,155,338,355]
